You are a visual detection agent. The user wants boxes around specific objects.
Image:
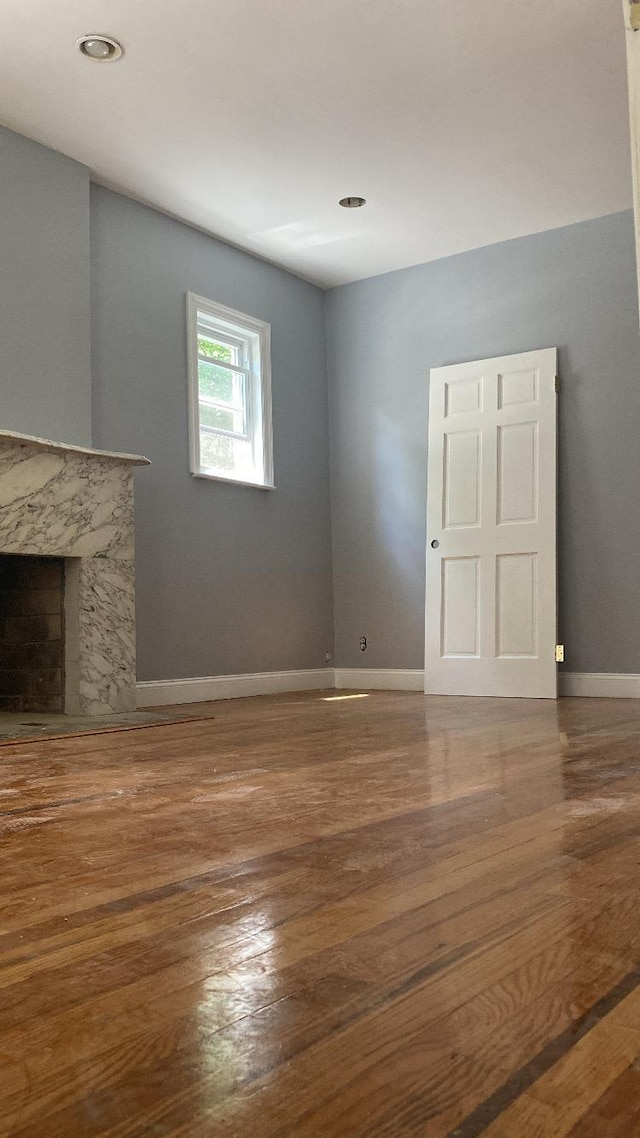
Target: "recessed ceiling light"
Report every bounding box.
[339,196,367,209]
[77,35,123,62]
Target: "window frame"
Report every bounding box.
[186,292,274,489]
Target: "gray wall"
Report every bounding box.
[326,210,640,675]
[0,126,91,445]
[91,186,334,682]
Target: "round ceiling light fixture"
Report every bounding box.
[77,35,123,61]
[339,196,366,209]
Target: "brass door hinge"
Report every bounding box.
[555,644,565,663]
[555,376,560,394]
[630,0,640,31]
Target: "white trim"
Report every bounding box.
[334,670,640,698]
[188,292,271,339]
[334,668,425,691]
[136,668,334,708]
[136,668,640,708]
[559,673,640,699]
[190,471,275,490]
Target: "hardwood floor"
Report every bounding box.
[2,690,640,1135]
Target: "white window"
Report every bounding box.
[187,293,274,488]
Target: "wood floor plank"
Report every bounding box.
[567,1065,640,1135]
[479,983,640,1137]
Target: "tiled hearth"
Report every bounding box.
[0,429,148,715]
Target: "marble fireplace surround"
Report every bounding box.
[0,429,149,715]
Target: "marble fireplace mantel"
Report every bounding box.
[0,428,149,715]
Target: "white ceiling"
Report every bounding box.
[0,0,633,287]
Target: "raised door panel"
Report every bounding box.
[497,422,538,525]
[496,553,537,658]
[498,367,539,409]
[441,557,480,657]
[445,376,483,417]
[443,431,481,529]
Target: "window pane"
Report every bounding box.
[197,335,238,365]
[199,432,255,478]
[200,431,235,473]
[199,403,235,432]
[198,359,239,403]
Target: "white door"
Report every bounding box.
[424,348,558,699]
[623,0,640,316]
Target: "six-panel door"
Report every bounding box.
[424,348,558,698]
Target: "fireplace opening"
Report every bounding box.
[0,555,65,713]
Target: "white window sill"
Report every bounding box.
[191,470,275,490]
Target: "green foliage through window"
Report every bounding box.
[198,336,233,363]
[198,359,235,404]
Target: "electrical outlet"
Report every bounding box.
[325,652,332,663]
[359,636,367,652]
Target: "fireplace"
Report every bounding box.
[0,429,149,715]
[0,555,65,712]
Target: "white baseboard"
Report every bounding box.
[559,672,640,698]
[137,667,640,708]
[334,670,640,698]
[136,668,334,708]
[334,668,425,691]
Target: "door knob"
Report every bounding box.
[431,539,440,549]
